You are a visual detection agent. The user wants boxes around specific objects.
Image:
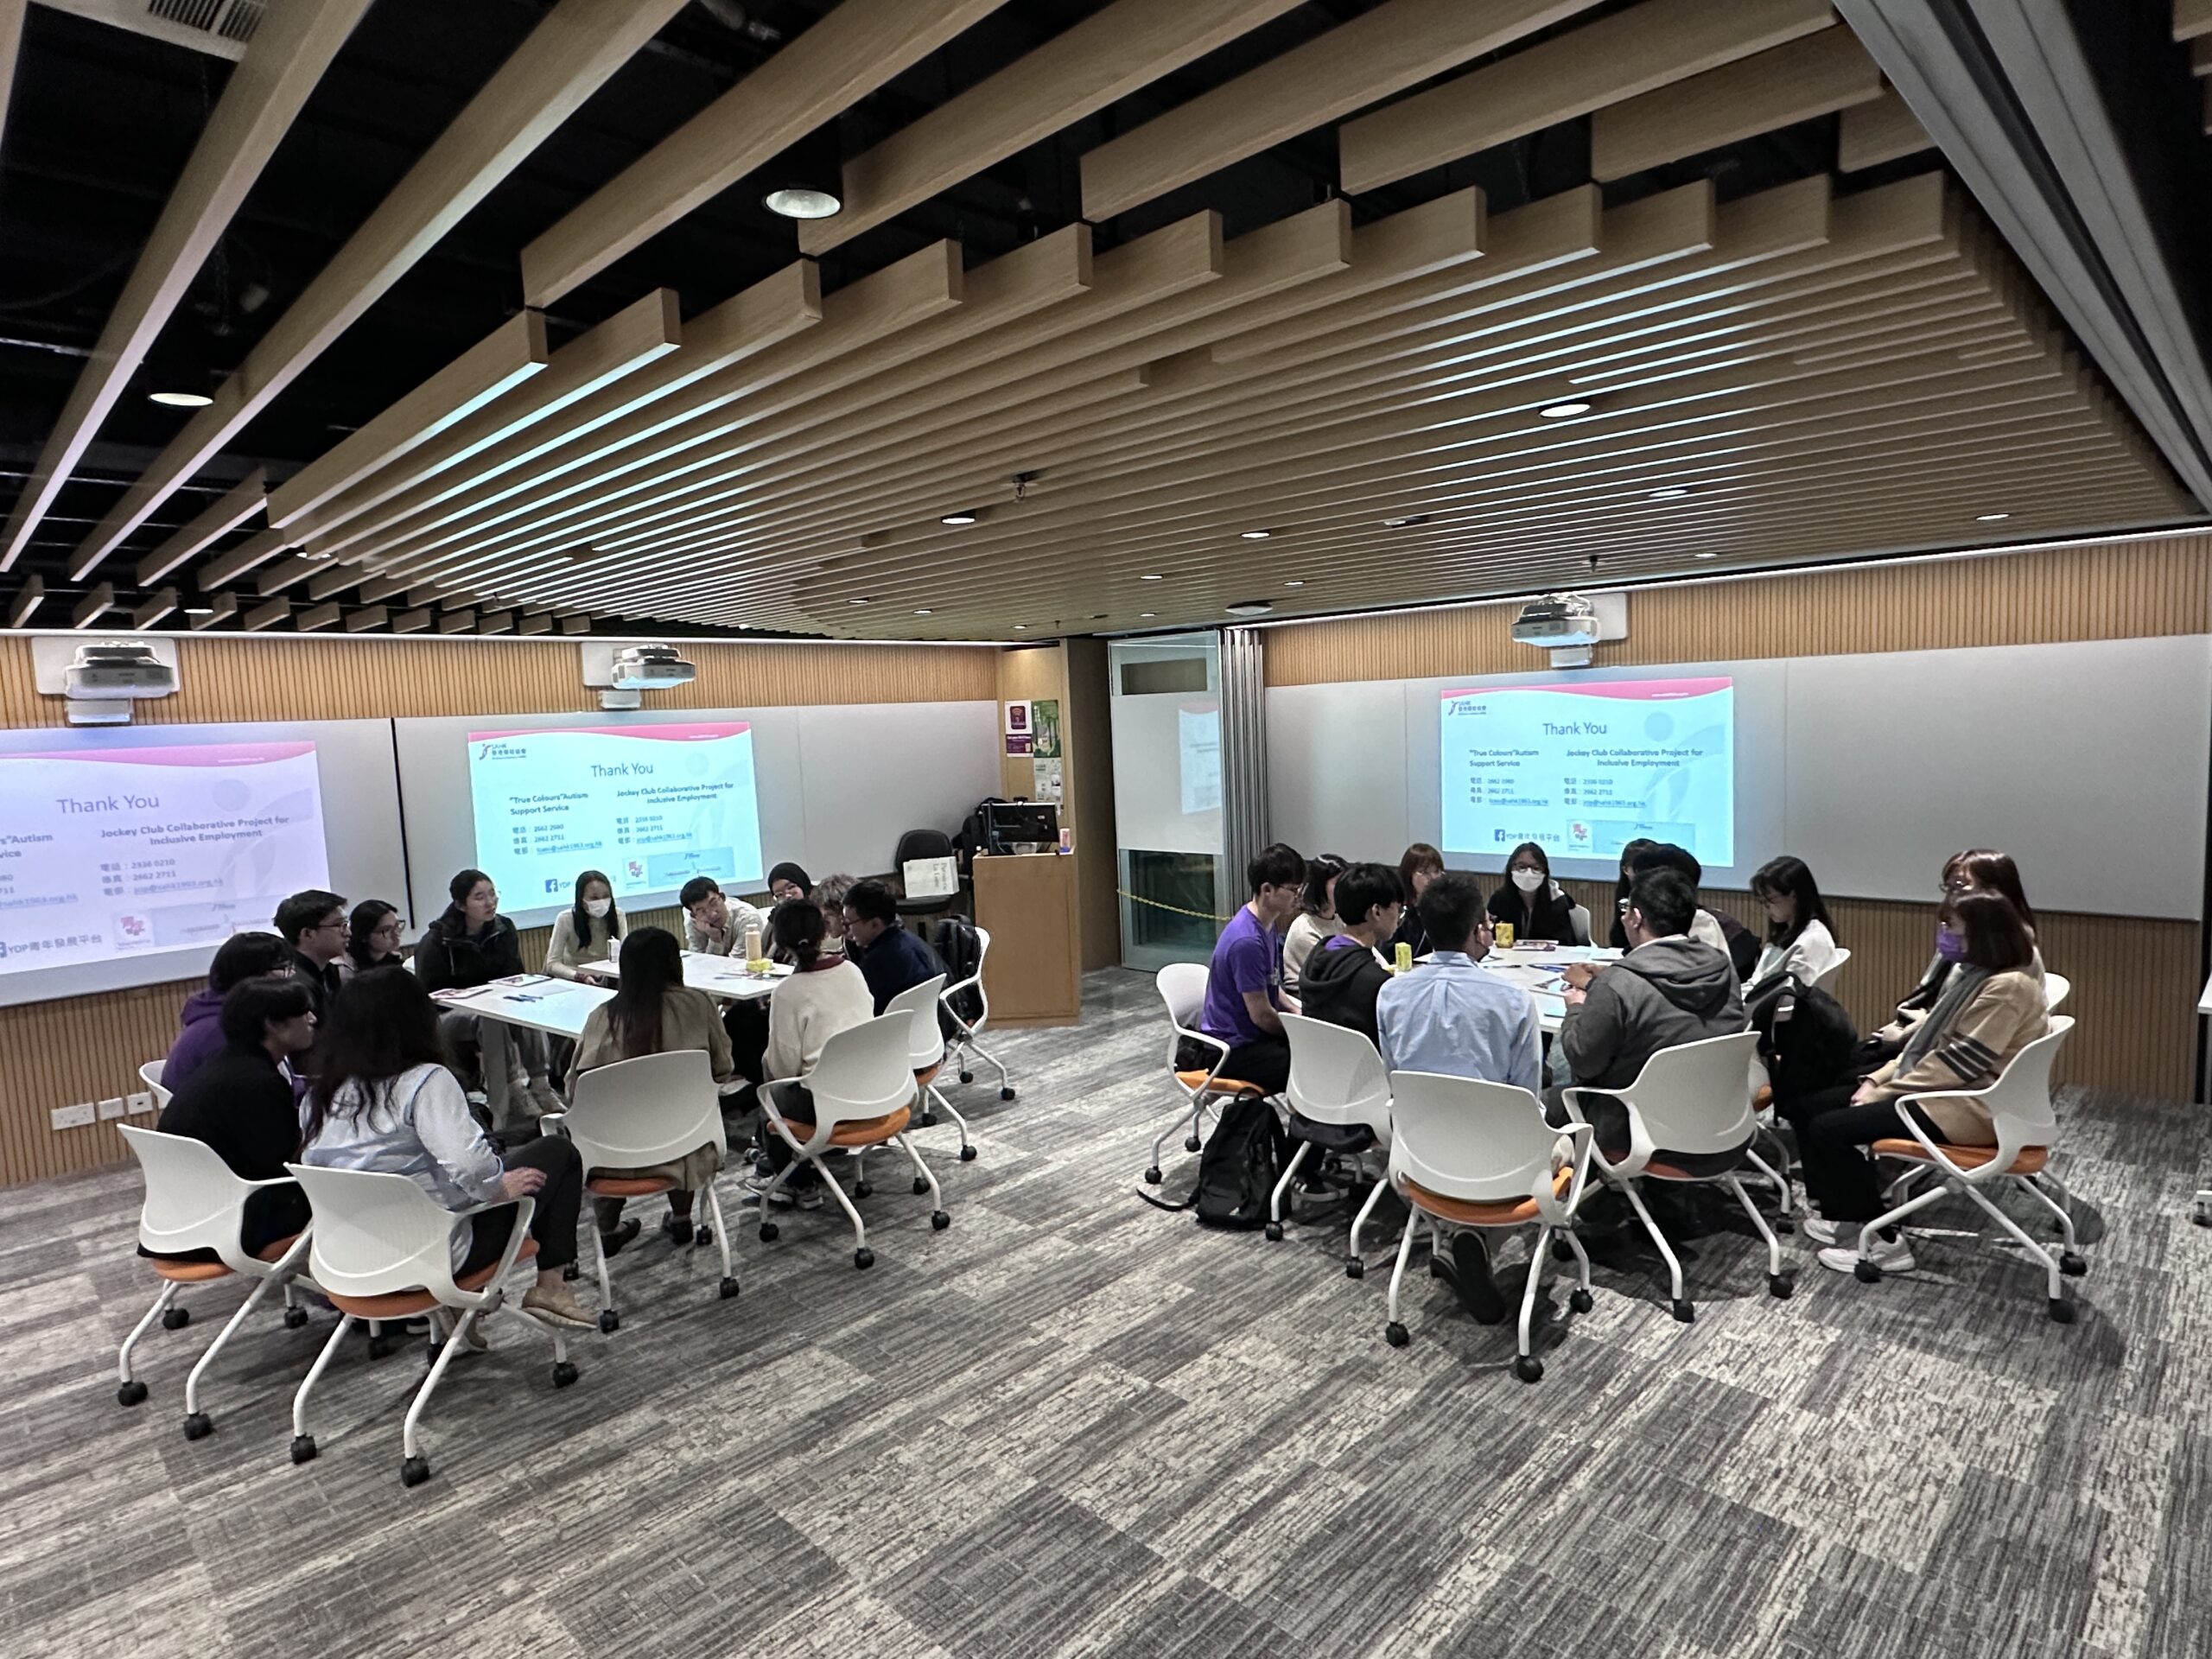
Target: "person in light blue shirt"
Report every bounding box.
[1374,869,1543,1325]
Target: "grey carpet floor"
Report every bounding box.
[6,967,2211,1658]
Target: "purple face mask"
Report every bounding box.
[1936,925,1967,963]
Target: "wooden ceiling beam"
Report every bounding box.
[195,528,295,588]
[344,606,387,632]
[243,598,289,632]
[1839,87,1934,170]
[803,0,1306,254]
[1338,0,1835,194]
[2176,0,2212,42]
[132,469,267,585]
[0,0,367,574]
[69,0,690,580]
[188,593,236,631]
[129,588,179,630]
[5,575,42,628]
[296,602,341,632]
[70,583,115,629]
[520,0,1003,306]
[1081,0,1603,221]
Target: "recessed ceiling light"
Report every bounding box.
[1650,486,1691,500]
[940,511,979,526]
[914,608,933,615]
[1694,552,1719,560]
[182,606,215,616]
[1976,512,2011,522]
[149,391,213,408]
[1538,400,1594,419]
[1382,514,1430,529]
[1284,580,1304,588]
[848,597,869,606]
[1240,529,1271,540]
[1014,624,1027,631]
[1140,573,1162,581]
[764,186,842,219]
[1224,599,1274,617]
[1140,612,1156,619]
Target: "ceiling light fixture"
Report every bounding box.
[914,608,933,615]
[1976,512,2011,522]
[1140,573,1162,581]
[1284,580,1304,588]
[762,124,842,220]
[847,597,869,606]
[1382,514,1430,529]
[1694,552,1719,560]
[1224,599,1274,618]
[149,390,213,408]
[182,606,215,616]
[1649,486,1691,500]
[1140,612,1156,619]
[1014,624,1027,631]
[940,511,979,526]
[1538,400,1594,419]
[1240,529,1272,540]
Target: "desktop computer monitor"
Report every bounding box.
[985,800,1060,854]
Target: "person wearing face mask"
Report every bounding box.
[1485,842,1580,944]
[544,869,625,982]
[1859,849,2041,1066]
[1389,842,1446,959]
[1783,891,2048,1276]
[1184,842,1307,1095]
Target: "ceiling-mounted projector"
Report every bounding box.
[64,642,179,698]
[607,644,697,690]
[1510,593,1602,648]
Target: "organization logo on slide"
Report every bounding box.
[474,741,528,763]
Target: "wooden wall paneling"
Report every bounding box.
[518,0,1004,307]
[1338,0,1836,194]
[68,0,690,580]
[802,0,1306,255]
[1839,87,1934,171]
[0,0,368,574]
[1061,636,1122,970]
[1080,0,1601,221]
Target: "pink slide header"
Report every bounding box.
[467,721,751,743]
[1441,677,1731,702]
[6,741,315,767]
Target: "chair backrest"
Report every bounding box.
[1157,962,1208,1037]
[1388,1071,1579,1221]
[803,1013,922,1126]
[893,828,955,887]
[946,925,991,1027]
[564,1048,728,1174]
[285,1162,471,1300]
[138,1058,172,1109]
[1808,947,1851,995]
[2043,972,2071,1012]
[1980,1015,2073,1147]
[119,1123,259,1268]
[884,972,949,1070]
[1611,1031,1764,1155]
[1281,1013,1390,1139]
[1568,904,1592,946]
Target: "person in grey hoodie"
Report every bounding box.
[1556,867,1747,1171]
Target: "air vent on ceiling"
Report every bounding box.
[44,0,263,60]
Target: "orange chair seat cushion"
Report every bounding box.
[1400,1167,1573,1227]
[1753,1085,1773,1110]
[782,1104,912,1147]
[327,1238,540,1319]
[144,1230,302,1282]
[588,1175,677,1198]
[1873,1137,2047,1175]
[915,1062,941,1086]
[1175,1070,1267,1097]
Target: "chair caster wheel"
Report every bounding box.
[931,1210,950,1231]
[367,1335,398,1360]
[719,1276,740,1300]
[597,1309,620,1334]
[959,1144,977,1162]
[563,1262,580,1281]
[2060,1251,2087,1278]
[694,1228,712,1249]
[1671,1300,1696,1324]
[854,1248,875,1270]
[1768,1273,1795,1300]
[118,1379,149,1408]
[553,1360,580,1387]
[958,1070,974,1084]
[759,1223,779,1243]
[401,1455,431,1487]
[1384,1321,1409,1349]
[1853,1261,1882,1284]
[1551,1238,1577,1263]
[289,1433,316,1465]
[162,1306,191,1331]
[182,1411,213,1441]
[1143,1167,1163,1185]
[1000,1088,1015,1102]
[1344,1257,1364,1280]
[283,1305,309,1329]
[2047,1296,2075,1325]
[1184,1136,1202,1154]
[854,1181,873,1199]
[1263,1222,1284,1242]
[1774,1217,1794,1235]
[918,1111,939,1128]
[912,1177,930,1195]
[1513,1355,1543,1384]
[1568,1288,1594,1313]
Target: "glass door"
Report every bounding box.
[1109,633,1226,971]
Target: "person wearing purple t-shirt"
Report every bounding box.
[1179,842,1307,1094]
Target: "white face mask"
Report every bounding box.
[584,898,612,918]
[1510,868,1545,893]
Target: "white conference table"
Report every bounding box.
[430,976,611,1042]
[578,950,791,1001]
[1471,943,1623,1034]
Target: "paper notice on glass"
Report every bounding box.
[1179,702,1222,813]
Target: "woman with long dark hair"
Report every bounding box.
[414,868,556,1122]
[1877,849,2041,1046]
[1746,855,1839,987]
[753,897,873,1206]
[1389,842,1446,959]
[1485,841,1580,944]
[1281,852,1346,999]
[338,899,405,983]
[543,869,624,982]
[567,926,734,1250]
[299,967,594,1329]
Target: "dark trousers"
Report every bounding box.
[458,1135,582,1274]
[1178,1033,1289,1095]
[1780,1084,1948,1225]
[724,1000,770,1085]
[1540,1093,1746,1179]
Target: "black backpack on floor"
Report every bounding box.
[1138,1096,1287,1230]
[931,916,984,1035]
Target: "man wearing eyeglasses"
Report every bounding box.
[273,887,350,1034]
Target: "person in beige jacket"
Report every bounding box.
[1783,889,2048,1276]
[568,926,734,1252]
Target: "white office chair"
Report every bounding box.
[1147,963,1268,1185]
[757,1013,946,1269]
[284,1162,578,1485]
[1567,904,1593,946]
[1562,1031,1792,1320]
[138,1058,172,1110]
[1274,1013,1393,1275]
[1809,947,1852,995]
[885,972,975,1162]
[941,925,1014,1102]
[1850,1019,2083,1319]
[547,1049,739,1331]
[1382,1071,1596,1382]
[115,1124,315,1437]
[2043,972,2070,1012]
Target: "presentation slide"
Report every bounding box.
[0,741,331,977]
[466,721,766,906]
[1439,677,1735,864]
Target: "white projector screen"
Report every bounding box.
[0,719,408,1007]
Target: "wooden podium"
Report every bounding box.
[973,852,1081,1027]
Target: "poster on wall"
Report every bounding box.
[1033,756,1064,804]
[1031,699,1062,760]
[1003,699,1033,756]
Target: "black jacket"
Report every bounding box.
[1298,935,1392,1048]
[1485,881,1580,944]
[414,909,524,992]
[1389,908,1429,962]
[287,946,342,1024]
[153,1044,310,1257]
[852,923,944,1014]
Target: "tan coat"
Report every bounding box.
[569,987,733,1188]
[1865,968,2047,1144]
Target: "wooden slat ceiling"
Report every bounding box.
[2,0,2200,643]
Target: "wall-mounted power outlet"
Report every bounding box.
[124,1091,156,1116]
[97,1097,127,1121]
[49,1103,95,1131]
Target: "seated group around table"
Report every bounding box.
[1187,837,2049,1322]
[149,857,955,1328]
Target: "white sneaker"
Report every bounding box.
[1819,1234,1916,1275]
[1802,1217,1850,1248]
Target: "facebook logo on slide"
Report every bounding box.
[543,878,562,893]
